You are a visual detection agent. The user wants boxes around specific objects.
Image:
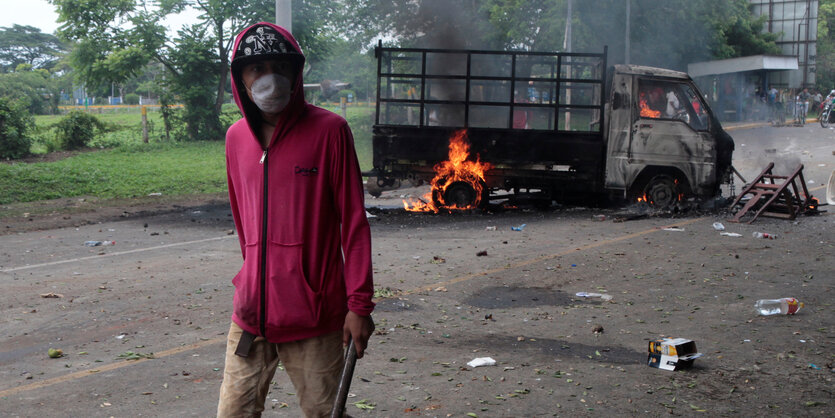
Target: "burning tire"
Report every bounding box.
[639,174,683,209]
[432,180,485,210]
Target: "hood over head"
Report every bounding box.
[230,22,306,144]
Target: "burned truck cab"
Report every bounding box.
[604,65,734,206]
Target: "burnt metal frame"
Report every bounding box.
[374,40,607,133]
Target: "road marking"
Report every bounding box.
[0,337,225,398]
[0,235,236,273]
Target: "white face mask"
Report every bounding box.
[247,73,292,114]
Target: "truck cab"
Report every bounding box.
[605,65,734,206]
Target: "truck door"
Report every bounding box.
[604,73,634,191]
[620,78,714,200]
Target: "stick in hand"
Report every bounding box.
[330,339,358,418]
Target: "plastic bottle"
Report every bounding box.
[754,298,804,315]
[752,231,776,239]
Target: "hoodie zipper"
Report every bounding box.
[259,149,268,337]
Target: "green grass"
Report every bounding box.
[35,110,165,128]
[0,142,227,205]
[3,105,375,206]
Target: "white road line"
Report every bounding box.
[0,235,236,273]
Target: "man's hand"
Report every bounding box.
[343,311,374,358]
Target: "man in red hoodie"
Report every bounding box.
[217,22,375,417]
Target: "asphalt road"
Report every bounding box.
[0,122,832,417]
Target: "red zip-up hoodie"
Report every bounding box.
[226,22,374,343]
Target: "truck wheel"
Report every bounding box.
[433,181,482,209]
[641,174,680,209]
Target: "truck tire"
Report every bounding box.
[432,180,484,209]
[640,174,681,209]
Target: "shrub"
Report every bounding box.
[124,93,140,105]
[54,111,103,150]
[0,97,34,159]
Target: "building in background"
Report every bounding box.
[749,0,818,88]
[686,0,817,121]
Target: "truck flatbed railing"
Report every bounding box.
[374,41,607,133]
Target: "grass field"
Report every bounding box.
[3,105,375,206]
[0,142,227,205]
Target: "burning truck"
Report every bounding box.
[367,42,734,211]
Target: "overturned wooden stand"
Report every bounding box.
[728,163,817,223]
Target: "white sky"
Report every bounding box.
[0,0,202,36]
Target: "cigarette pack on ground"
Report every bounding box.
[647,337,703,371]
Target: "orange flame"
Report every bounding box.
[639,98,660,118]
[404,130,493,212]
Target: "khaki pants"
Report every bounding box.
[217,322,344,418]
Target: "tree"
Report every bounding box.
[166,25,221,140]
[0,25,67,72]
[50,0,340,140]
[0,97,34,159]
[0,68,59,114]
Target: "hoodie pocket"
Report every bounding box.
[231,242,260,326]
[264,240,322,329]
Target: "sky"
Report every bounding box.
[0,0,202,36]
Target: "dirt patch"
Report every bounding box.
[1,148,102,165]
[0,192,229,236]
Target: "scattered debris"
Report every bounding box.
[647,338,703,371]
[431,256,446,264]
[353,399,376,410]
[48,348,63,358]
[592,324,604,334]
[40,292,64,298]
[373,287,397,298]
[467,357,496,368]
[511,224,526,231]
[592,214,607,221]
[720,232,742,237]
[148,192,162,196]
[729,162,818,223]
[662,227,685,232]
[476,250,488,257]
[365,211,377,218]
[613,214,648,222]
[485,226,497,231]
[712,222,725,231]
[575,292,613,301]
[84,240,115,247]
[117,351,155,360]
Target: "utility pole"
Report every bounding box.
[276,0,292,33]
[625,0,631,64]
[563,0,572,53]
[564,0,573,129]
